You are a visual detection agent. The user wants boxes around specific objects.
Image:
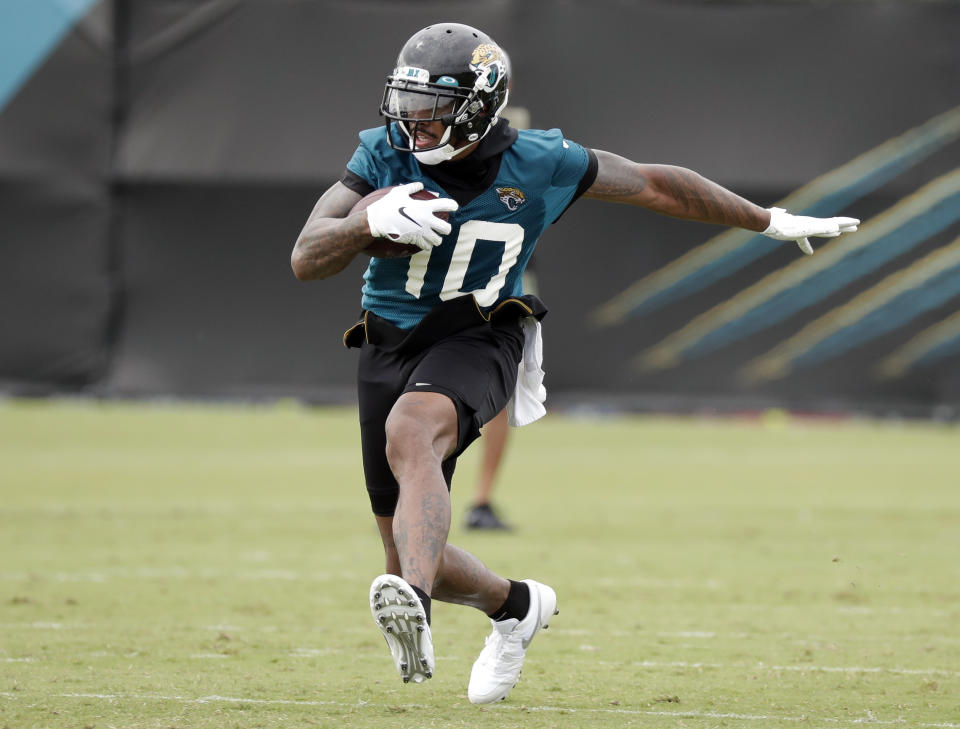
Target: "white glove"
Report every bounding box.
[365,182,458,251]
[763,207,860,256]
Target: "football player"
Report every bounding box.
[291,22,858,704]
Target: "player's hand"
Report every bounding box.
[365,182,459,251]
[763,207,860,255]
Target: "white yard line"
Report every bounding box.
[7,648,956,677]
[0,568,347,582]
[536,627,960,644]
[604,659,960,677]
[594,576,725,589]
[0,691,957,727]
[0,621,94,630]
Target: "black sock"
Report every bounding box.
[487,580,530,622]
[412,585,432,625]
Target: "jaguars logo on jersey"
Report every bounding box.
[496,187,527,212]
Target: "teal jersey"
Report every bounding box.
[345,125,593,329]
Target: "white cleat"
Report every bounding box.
[467,579,558,704]
[369,574,434,684]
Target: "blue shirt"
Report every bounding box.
[346,125,593,329]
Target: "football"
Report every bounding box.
[351,186,449,259]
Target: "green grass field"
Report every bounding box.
[1,398,958,728]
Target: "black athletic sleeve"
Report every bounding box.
[553,148,599,223]
[340,168,375,197]
[574,148,600,201]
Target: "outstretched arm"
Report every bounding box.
[584,149,858,254]
[585,149,770,230]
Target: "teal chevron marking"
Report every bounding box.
[638,170,960,373]
[742,238,960,381]
[795,265,960,370]
[0,0,98,112]
[914,338,960,369]
[875,310,960,379]
[685,193,960,360]
[592,106,960,327]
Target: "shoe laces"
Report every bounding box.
[478,622,525,671]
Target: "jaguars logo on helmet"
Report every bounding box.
[497,187,526,212]
[470,44,506,92]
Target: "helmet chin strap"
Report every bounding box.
[408,124,478,165]
[399,107,496,165]
[420,89,509,165]
[414,141,476,165]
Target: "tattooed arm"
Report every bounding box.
[584,149,771,232]
[291,181,370,281]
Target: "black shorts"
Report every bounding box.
[347,295,544,517]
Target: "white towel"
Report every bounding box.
[506,317,547,427]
